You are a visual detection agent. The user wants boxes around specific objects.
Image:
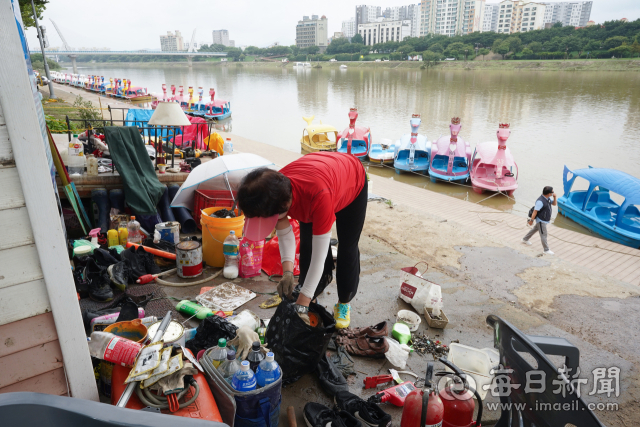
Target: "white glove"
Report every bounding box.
[228,326,260,361]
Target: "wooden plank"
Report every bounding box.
[596,255,638,276]
[0,367,68,396]
[0,340,63,388]
[615,262,640,281]
[0,279,51,327]
[0,1,98,401]
[0,167,25,209]
[0,207,34,250]
[0,312,57,358]
[0,244,43,290]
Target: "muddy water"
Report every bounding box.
[72,63,640,228]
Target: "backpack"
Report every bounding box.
[528,205,535,219]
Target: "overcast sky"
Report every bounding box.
[25,0,639,51]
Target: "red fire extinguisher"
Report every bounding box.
[436,358,483,427]
[400,363,444,427]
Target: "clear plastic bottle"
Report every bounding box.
[223,137,233,155]
[247,341,265,373]
[223,230,239,279]
[127,216,142,244]
[218,350,242,384]
[255,352,281,387]
[232,361,257,391]
[210,338,228,368]
[87,154,99,176]
[67,134,85,175]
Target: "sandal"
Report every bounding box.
[337,321,388,339]
[335,335,389,358]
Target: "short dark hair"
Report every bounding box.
[238,168,292,218]
[543,186,554,195]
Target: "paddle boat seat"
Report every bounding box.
[593,206,615,225]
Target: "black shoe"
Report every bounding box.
[317,352,349,397]
[335,391,391,427]
[108,261,130,291]
[136,246,161,275]
[85,259,114,302]
[92,247,120,267]
[121,247,147,280]
[304,403,360,427]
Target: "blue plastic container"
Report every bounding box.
[232,361,257,392]
[255,352,281,387]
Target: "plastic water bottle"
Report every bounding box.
[247,341,265,373]
[67,134,85,175]
[127,216,142,244]
[223,137,233,155]
[223,230,239,279]
[255,352,281,387]
[218,350,242,384]
[232,361,257,391]
[210,338,228,368]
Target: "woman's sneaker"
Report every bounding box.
[303,403,362,427]
[334,390,392,427]
[334,303,351,329]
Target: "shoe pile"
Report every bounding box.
[335,322,389,359]
[304,390,391,427]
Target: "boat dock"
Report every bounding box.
[227,132,640,287]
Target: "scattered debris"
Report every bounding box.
[211,208,237,218]
[411,333,450,360]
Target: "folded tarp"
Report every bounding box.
[104,126,165,215]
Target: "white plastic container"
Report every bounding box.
[445,343,500,400]
[396,309,421,332]
[229,309,260,331]
[67,134,85,175]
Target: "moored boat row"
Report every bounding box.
[49,71,155,103]
[152,84,232,120]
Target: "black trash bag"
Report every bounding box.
[266,299,336,385]
[317,352,349,397]
[186,315,238,356]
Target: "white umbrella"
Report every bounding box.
[170,153,275,209]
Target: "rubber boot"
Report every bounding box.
[85,259,114,302]
[135,212,162,237]
[168,184,197,233]
[91,188,110,234]
[109,189,125,213]
[157,186,176,222]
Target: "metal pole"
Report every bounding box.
[31,0,55,99]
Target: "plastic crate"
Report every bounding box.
[194,189,237,229]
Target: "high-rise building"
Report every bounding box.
[381,4,421,37]
[212,30,232,47]
[356,5,382,28]
[483,3,500,31]
[358,20,412,46]
[541,1,592,27]
[342,17,356,38]
[296,15,329,52]
[495,0,547,34]
[160,31,184,51]
[419,0,485,37]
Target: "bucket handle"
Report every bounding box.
[202,221,226,245]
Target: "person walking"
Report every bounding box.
[522,186,557,254]
[237,152,367,329]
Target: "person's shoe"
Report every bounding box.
[544,249,555,255]
[303,403,341,427]
[334,390,392,427]
[334,303,351,329]
[85,259,114,302]
[338,321,388,339]
[521,239,532,246]
[121,246,147,281]
[136,246,161,275]
[337,411,362,427]
[317,352,349,397]
[107,261,131,292]
[92,247,120,267]
[335,335,389,358]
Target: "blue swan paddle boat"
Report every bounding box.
[394,114,430,174]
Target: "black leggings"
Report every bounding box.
[298,181,368,303]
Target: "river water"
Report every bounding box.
[71,63,640,229]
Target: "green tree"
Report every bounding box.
[496,41,510,59]
[73,95,102,124]
[305,45,320,55]
[398,44,414,55]
[521,47,533,58]
[478,48,490,60]
[19,0,48,29]
[631,40,640,57]
[428,43,444,53]
[505,36,522,53]
[552,22,563,28]
[528,41,543,53]
[444,42,466,58]
[609,43,632,58]
[290,45,300,55]
[326,38,351,54]
[603,36,628,49]
[584,40,601,51]
[491,38,504,54]
[351,33,364,45]
[422,51,441,68]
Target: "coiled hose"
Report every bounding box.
[135,379,200,410]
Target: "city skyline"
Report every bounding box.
[26,0,639,51]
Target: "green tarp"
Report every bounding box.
[105,126,164,215]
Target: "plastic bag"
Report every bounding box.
[266,299,335,384]
[399,262,432,305]
[186,315,238,356]
[385,337,410,369]
[261,218,300,277]
[239,237,264,278]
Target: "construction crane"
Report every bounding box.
[50,19,78,73]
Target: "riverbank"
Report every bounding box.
[60,58,640,72]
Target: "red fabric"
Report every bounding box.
[261,218,300,276]
[280,152,366,235]
[171,116,209,150]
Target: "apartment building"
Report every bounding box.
[342,17,357,38]
[542,1,592,27]
[212,30,235,47]
[356,5,382,27]
[483,3,500,31]
[296,15,329,52]
[495,0,547,34]
[358,19,412,45]
[419,0,485,37]
[382,4,422,37]
[160,30,184,52]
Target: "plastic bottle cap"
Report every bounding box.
[131,216,136,220]
[240,360,250,370]
[227,350,236,360]
[252,341,261,350]
[230,230,235,235]
[73,134,78,137]
[226,138,231,141]
[218,338,227,348]
[266,352,275,362]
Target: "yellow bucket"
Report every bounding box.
[201,207,245,268]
